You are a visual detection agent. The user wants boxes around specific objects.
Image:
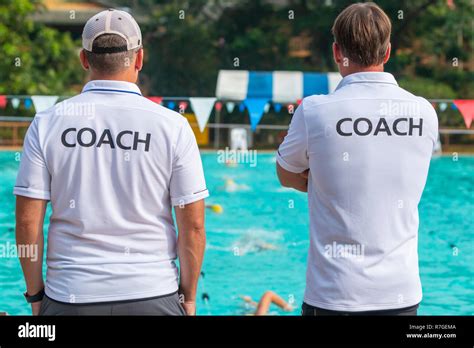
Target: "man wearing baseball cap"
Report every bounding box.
[15,9,208,315]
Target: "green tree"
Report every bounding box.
[0,0,82,95]
[141,2,218,96]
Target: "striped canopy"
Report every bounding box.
[216,70,342,103]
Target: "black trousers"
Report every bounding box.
[302,302,419,316]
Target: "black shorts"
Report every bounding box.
[301,302,419,316]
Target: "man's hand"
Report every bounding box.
[181,301,196,316]
[31,301,42,316]
[276,163,309,192]
[299,169,310,180]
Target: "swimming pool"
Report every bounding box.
[0,151,473,315]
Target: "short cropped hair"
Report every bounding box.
[85,34,136,74]
[331,2,391,67]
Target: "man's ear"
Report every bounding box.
[383,43,391,64]
[135,48,144,72]
[332,42,343,65]
[79,49,90,71]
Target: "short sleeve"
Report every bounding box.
[14,118,51,200]
[170,120,209,206]
[276,104,309,173]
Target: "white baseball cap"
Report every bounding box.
[82,9,142,53]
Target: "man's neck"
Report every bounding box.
[88,72,136,84]
[340,64,384,78]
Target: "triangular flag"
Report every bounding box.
[274,103,282,113]
[167,101,176,110]
[239,103,246,112]
[11,98,20,109]
[24,99,32,109]
[453,100,474,129]
[264,103,270,114]
[178,101,188,113]
[189,97,216,132]
[147,96,163,105]
[31,96,58,113]
[215,102,223,112]
[244,98,268,131]
[0,95,7,109]
[225,102,235,113]
[439,102,447,112]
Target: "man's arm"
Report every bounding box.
[175,199,206,316]
[275,103,310,191]
[276,164,309,192]
[15,195,47,316]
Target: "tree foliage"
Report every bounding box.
[0,0,82,95]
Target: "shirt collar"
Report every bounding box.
[335,72,398,91]
[82,80,142,96]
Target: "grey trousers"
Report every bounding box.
[39,291,186,316]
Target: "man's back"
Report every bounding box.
[278,72,438,311]
[15,80,208,303]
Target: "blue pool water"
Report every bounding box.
[0,152,473,315]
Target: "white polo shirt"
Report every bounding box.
[14,80,209,303]
[277,72,438,311]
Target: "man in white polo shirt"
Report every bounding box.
[277,2,438,315]
[15,9,208,315]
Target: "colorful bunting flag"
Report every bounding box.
[178,101,188,113]
[189,97,217,132]
[239,103,246,113]
[24,99,32,109]
[31,96,58,113]
[244,98,268,131]
[11,98,20,109]
[264,103,270,114]
[147,96,163,105]
[0,95,7,109]
[167,101,176,110]
[453,100,474,129]
[274,103,282,113]
[214,101,223,112]
[439,102,448,112]
[225,102,235,113]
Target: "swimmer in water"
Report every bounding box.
[240,291,294,315]
[225,159,238,167]
[224,178,239,192]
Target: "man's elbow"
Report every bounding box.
[186,221,206,239]
[279,177,292,188]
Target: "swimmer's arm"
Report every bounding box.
[255,291,292,315]
[276,163,308,192]
[15,196,47,315]
[176,199,206,315]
